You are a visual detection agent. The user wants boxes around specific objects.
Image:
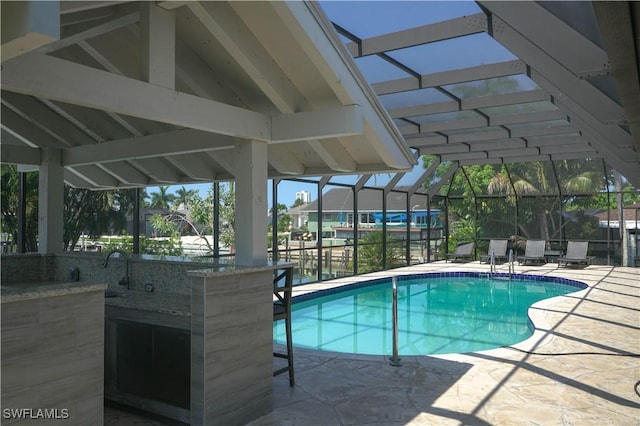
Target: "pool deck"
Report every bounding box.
[256,261,639,426]
[106,261,639,425]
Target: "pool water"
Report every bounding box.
[273,273,586,356]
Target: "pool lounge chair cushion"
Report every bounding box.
[558,241,594,268]
[517,239,546,265]
[446,242,475,262]
[479,239,508,264]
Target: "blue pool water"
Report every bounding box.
[274,272,587,356]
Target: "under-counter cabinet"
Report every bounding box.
[105,318,190,422]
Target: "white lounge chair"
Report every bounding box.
[558,241,594,268]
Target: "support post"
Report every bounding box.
[38,148,64,253]
[234,140,268,266]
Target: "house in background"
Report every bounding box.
[287,205,309,230]
[301,187,442,243]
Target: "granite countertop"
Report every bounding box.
[105,290,191,317]
[187,261,294,278]
[1,281,107,303]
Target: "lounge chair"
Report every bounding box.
[558,241,594,268]
[479,239,508,264]
[446,242,475,262]
[517,239,546,265]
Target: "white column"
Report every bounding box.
[38,148,64,253]
[234,140,268,266]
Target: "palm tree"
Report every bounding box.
[64,187,131,250]
[488,160,601,243]
[148,185,176,209]
[174,186,197,210]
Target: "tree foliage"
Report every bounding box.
[63,187,132,250]
[357,231,403,273]
[1,165,38,251]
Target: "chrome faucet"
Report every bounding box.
[103,250,130,289]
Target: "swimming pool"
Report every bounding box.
[273,272,587,356]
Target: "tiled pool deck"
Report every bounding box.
[108,261,640,425]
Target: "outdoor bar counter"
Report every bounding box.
[188,261,293,426]
[1,280,107,425]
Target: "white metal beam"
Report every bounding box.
[509,125,577,138]
[353,13,487,57]
[461,89,550,110]
[526,134,585,147]
[448,129,510,143]
[487,15,625,125]
[489,110,567,126]
[373,60,525,95]
[420,117,488,133]
[539,144,598,156]
[422,60,526,89]
[428,164,458,197]
[441,152,488,162]
[388,89,552,120]
[468,138,527,151]
[410,158,441,194]
[405,134,447,147]
[479,1,609,78]
[388,101,459,119]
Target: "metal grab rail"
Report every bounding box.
[508,249,514,280]
[489,249,495,279]
[389,276,402,367]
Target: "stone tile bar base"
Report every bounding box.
[1,287,105,425]
[190,266,276,425]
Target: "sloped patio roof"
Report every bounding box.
[1,1,416,189]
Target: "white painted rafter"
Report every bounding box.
[188,1,301,114]
[63,129,235,166]
[97,162,149,186]
[2,53,272,141]
[39,11,139,53]
[2,53,368,145]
